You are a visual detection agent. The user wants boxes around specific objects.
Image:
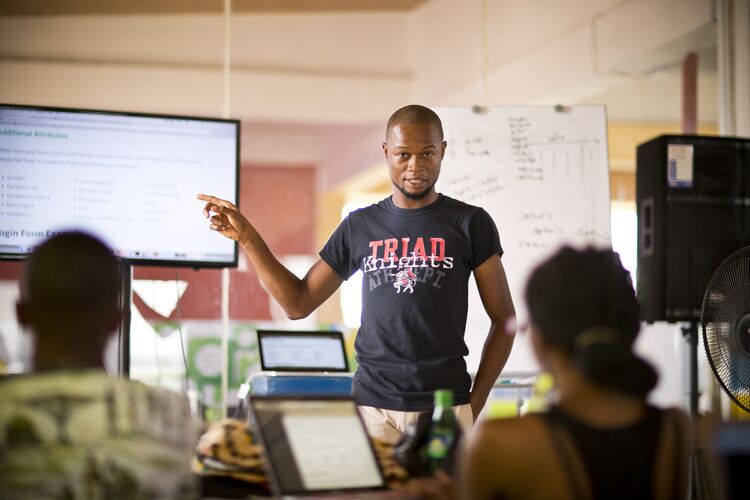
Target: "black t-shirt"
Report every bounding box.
[320,194,503,411]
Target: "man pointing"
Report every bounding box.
[199,104,515,442]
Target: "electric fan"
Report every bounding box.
[701,246,750,413]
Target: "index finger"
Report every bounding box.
[196,193,236,210]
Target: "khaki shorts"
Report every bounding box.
[358,403,474,444]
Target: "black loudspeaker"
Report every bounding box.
[636,135,750,323]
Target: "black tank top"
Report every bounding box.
[543,405,664,500]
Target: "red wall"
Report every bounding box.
[0,261,21,281]
[0,164,316,321]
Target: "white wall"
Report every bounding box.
[411,0,714,106]
[635,323,688,408]
[0,13,413,123]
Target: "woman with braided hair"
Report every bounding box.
[460,246,690,500]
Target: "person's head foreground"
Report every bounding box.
[525,246,656,396]
[383,104,447,207]
[16,231,121,371]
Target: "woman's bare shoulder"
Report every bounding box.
[474,413,549,434]
[461,414,563,500]
[468,414,551,457]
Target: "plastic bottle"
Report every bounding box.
[425,389,456,473]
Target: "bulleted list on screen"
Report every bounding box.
[1,110,238,263]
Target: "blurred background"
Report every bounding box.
[0,0,747,419]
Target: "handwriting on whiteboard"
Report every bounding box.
[436,106,610,375]
[446,173,505,203]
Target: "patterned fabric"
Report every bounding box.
[192,418,268,484]
[0,370,199,500]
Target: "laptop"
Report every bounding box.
[249,395,393,497]
[256,330,349,373]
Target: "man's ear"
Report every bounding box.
[16,300,30,327]
[382,141,388,159]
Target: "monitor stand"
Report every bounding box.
[117,261,132,377]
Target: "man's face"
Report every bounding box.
[383,122,446,206]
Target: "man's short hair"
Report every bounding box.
[385,104,444,141]
[22,232,120,321]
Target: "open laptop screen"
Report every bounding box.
[256,330,349,372]
[250,397,386,496]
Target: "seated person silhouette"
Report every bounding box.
[460,246,690,500]
[0,232,198,499]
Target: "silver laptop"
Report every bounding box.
[256,330,349,373]
[249,395,391,497]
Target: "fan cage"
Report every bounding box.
[701,247,750,414]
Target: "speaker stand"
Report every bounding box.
[683,320,713,499]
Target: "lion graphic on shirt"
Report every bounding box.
[394,268,417,294]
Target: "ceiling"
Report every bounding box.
[0,0,427,16]
[0,0,720,185]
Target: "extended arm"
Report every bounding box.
[198,194,343,319]
[469,254,516,419]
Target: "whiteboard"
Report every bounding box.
[436,106,611,375]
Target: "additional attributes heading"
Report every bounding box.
[0,129,68,139]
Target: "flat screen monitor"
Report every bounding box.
[0,103,239,267]
[257,330,349,372]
